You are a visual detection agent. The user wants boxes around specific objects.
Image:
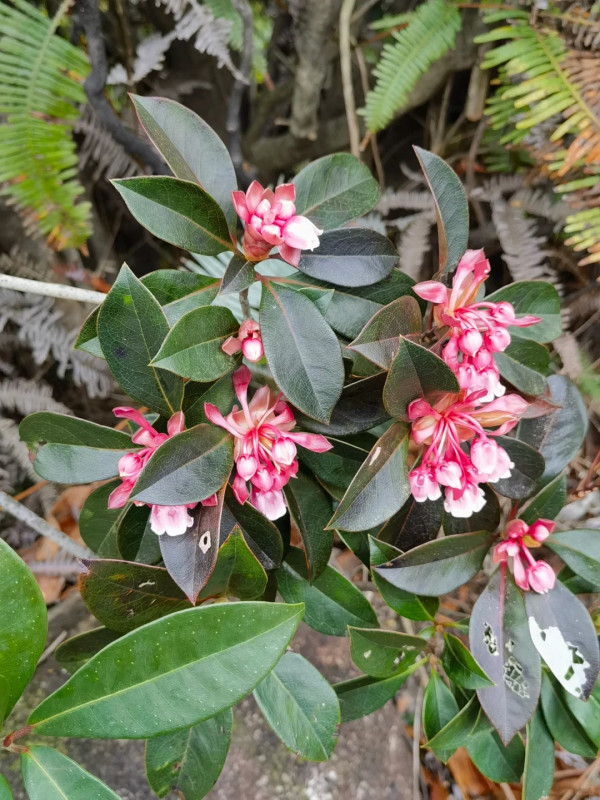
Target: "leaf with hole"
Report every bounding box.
[349,627,426,678]
[442,634,494,690]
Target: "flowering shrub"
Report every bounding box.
[3,95,598,799]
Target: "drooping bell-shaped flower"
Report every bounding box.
[222,319,264,363]
[493,518,556,593]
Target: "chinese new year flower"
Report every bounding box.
[107,408,211,537]
[414,249,541,400]
[222,318,264,363]
[408,390,528,517]
[232,181,322,267]
[493,519,556,593]
[204,365,332,520]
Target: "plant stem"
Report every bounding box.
[340,0,361,159]
[0,490,93,559]
[0,274,105,304]
[239,288,252,318]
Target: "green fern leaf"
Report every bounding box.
[363,0,462,133]
[0,0,92,250]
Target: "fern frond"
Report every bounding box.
[362,0,462,133]
[0,0,92,249]
[377,188,434,214]
[75,105,143,181]
[397,212,434,279]
[564,206,600,262]
[553,2,600,52]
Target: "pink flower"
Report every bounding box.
[232,181,323,267]
[493,518,555,593]
[222,319,264,363]
[205,365,332,520]
[414,249,541,400]
[107,407,201,537]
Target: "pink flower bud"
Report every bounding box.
[528,519,554,542]
[282,215,322,250]
[118,452,143,480]
[242,337,264,362]
[272,437,297,466]
[527,561,555,593]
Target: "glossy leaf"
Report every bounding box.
[293,153,380,230]
[494,436,545,500]
[425,695,480,762]
[523,709,556,800]
[151,306,239,381]
[335,665,418,723]
[55,628,121,675]
[375,531,493,596]
[221,487,283,570]
[383,338,459,419]
[199,526,267,601]
[0,538,46,719]
[547,529,600,585]
[162,284,222,325]
[520,474,566,525]
[98,265,183,416]
[328,423,410,532]
[369,537,439,621]
[485,281,561,343]
[540,672,597,757]
[159,490,225,602]
[526,579,599,700]
[277,547,378,636]
[298,373,389,436]
[260,280,343,422]
[349,627,425,678]
[74,306,102,358]
[414,146,468,274]
[443,485,500,535]
[284,471,333,580]
[141,270,221,305]
[379,495,444,549]
[79,559,191,632]
[145,710,233,799]
[118,504,161,564]
[297,228,397,287]
[132,424,233,505]
[466,719,525,783]
[29,601,304,738]
[349,296,422,369]
[79,481,125,558]
[219,255,256,295]
[21,747,121,800]
[19,412,134,484]
[298,436,369,499]
[518,376,588,482]
[183,372,237,428]
[422,669,459,742]
[113,176,233,254]
[131,95,237,230]
[494,336,549,395]
[254,652,340,761]
[470,570,541,743]
[442,634,493,689]
[563,682,600,748]
[0,776,12,800]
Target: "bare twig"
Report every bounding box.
[226,0,254,180]
[0,274,105,304]
[355,46,385,187]
[340,0,360,158]
[239,288,251,319]
[412,683,424,800]
[466,119,487,228]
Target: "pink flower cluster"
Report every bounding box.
[205,366,332,520]
[222,319,264,363]
[232,181,322,267]
[493,519,556,593]
[108,408,215,537]
[408,392,527,517]
[414,249,540,401]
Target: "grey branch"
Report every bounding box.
[0,274,105,304]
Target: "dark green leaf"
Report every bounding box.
[79,481,126,558]
[520,474,566,525]
[485,282,561,343]
[254,652,340,761]
[494,436,545,500]
[219,255,256,295]
[547,529,600,585]
[443,485,500,535]
[183,372,237,427]
[21,747,120,799]
[19,412,134,484]
[518,376,588,482]
[470,570,541,743]
[131,95,237,230]
[349,296,422,369]
[98,265,184,416]
[74,306,103,358]
[221,486,283,570]
[112,177,233,254]
[162,284,222,326]
[79,559,190,632]
[422,670,459,742]
[425,694,480,762]
[145,710,233,799]
[383,338,459,419]
[526,579,599,700]
[523,709,556,800]
[540,672,596,757]
[199,526,267,601]
[494,337,549,395]
[159,489,225,602]
[375,531,493,596]
[334,666,418,723]
[132,424,233,505]
[141,270,221,305]
[298,436,370,499]
[297,228,397,287]
[558,566,600,595]
[369,537,439,621]
[442,634,493,689]
[29,601,304,738]
[563,682,600,748]
[118,504,161,564]
[260,281,343,422]
[0,538,46,719]
[337,530,371,566]
[55,628,122,675]
[349,627,425,678]
[328,423,410,532]
[284,471,333,580]
[379,495,444,549]
[293,153,380,230]
[414,146,468,274]
[277,547,378,636]
[151,306,240,381]
[298,373,389,436]
[0,776,12,800]
[466,719,525,783]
